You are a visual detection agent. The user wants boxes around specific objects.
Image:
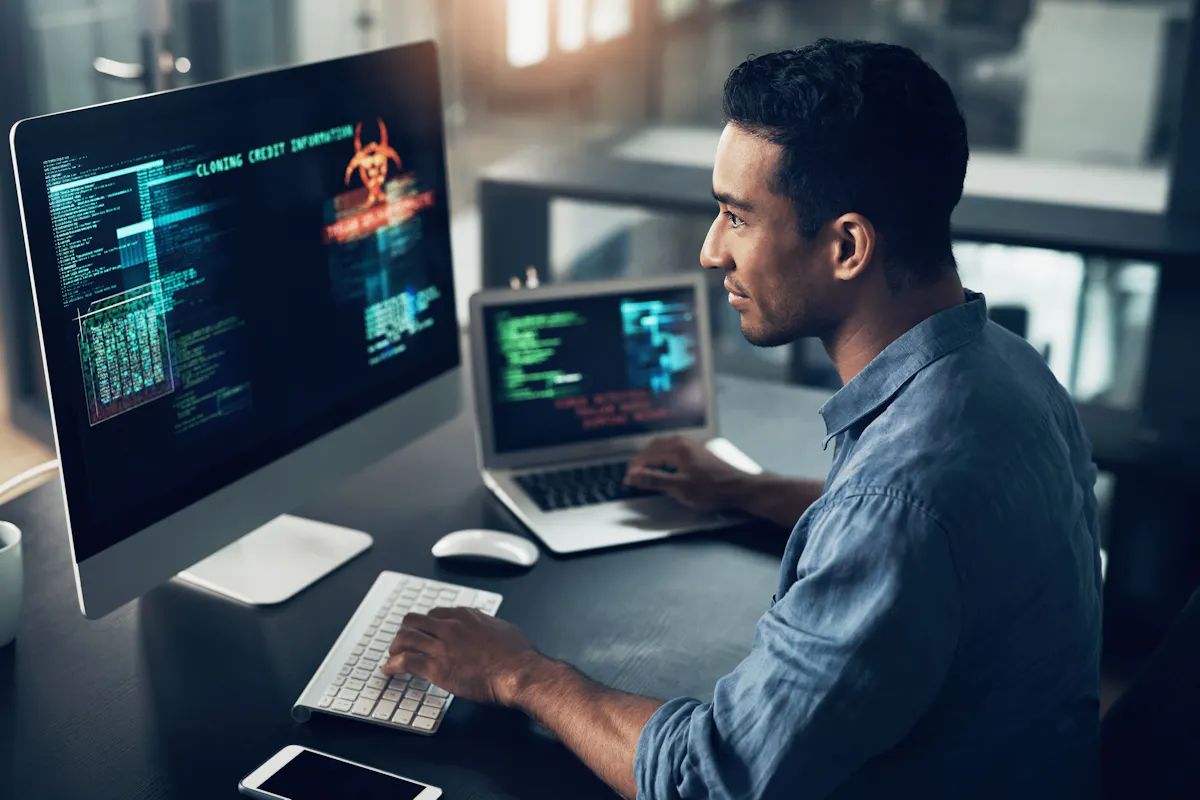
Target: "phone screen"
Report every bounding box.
[259,750,427,800]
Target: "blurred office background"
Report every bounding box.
[2,0,1199,664]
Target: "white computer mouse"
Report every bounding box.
[431,529,540,568]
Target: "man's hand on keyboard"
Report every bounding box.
[383,607,543,706]
[625,435,752,512]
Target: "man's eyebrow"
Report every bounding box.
[712,189,754,212]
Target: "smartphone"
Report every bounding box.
[239,745,443,800]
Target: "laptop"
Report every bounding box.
[468,273,761,554]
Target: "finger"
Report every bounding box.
[400,611,445,637]
[427,606,473,621]
[625,467,685,491]
[388,626,443,657]
[627,436,681,469]
[382,650,431,678]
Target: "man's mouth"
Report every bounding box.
[724,277,749,298]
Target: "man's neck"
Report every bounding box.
[824,273,965,386]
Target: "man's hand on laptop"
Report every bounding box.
[624,436,753,513]
[626,436,824,528]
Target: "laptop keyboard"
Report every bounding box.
[515,461,661,512]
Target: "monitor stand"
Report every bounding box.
[175,515,373,605]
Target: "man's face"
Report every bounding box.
[702,124,839,346]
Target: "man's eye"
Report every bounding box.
[724,210,744,229]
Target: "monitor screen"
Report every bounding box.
[483,285,707,454]
[13,44,458,561]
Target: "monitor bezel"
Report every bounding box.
[469,272,718,471]
[9,40,462,619]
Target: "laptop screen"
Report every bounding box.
[482,285,708,454]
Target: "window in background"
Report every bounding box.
[507,0,551,67]
[558,0,589,52]
[953,242,1158,411]
[954,243,1085,386]
[590,0,632,43]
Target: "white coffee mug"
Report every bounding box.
[0,522,22,648]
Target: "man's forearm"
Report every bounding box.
[508,657,664,800]
[731,473,824,528]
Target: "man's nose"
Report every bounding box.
[700,216,732,271]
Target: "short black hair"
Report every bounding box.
[723,39,968,289]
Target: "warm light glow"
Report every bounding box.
[507,0,551,68]
[558,0,588,52]
[590,0,631,43]
[175,56,192,74]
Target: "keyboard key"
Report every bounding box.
[416,704,439,719]
[338,688,359,702]
[351,669,371,681]
[405,690,425,703]
[367,645,387,658]
[358,636,372,648]
[366,676,387,690]
[331,699,354,713]
[517,461,659,511]
[427,686,449,698]
[411,678,430,690]
[351,646,365,657]
[372,701,398,721]
[345,679,365,692]
[423,696,446,709]
[362,687,382,701]
[380,623,399,635]
[413,716,436,731]
[365,626,378,636]
[325,685,339,697]
[398,698,420,712]
[331,675,346,687]
[357,656,379,670]
[318,696,334,708]
[382,689,403,702]
[351,698,377,716]
[406,579,426,591]
[338,664,353,676]
[392,709,414,726]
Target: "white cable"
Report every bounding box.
[0,459,60,502]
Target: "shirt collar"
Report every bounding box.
[819,290,988,448]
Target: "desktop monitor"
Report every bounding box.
[9,42,461,619]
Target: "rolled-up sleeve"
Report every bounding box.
[635,490,962,800]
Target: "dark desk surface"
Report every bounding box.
[1,376,830,800]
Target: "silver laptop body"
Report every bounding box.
[468,273,760,554]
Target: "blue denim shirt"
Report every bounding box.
[635,291,1103,799]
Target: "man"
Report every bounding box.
[385,39,1103,799]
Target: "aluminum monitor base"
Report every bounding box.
[175,515,373,605]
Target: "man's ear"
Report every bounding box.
[830,213,876,282]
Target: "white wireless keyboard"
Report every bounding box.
[291,570,502,735]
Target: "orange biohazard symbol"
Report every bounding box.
[344,117,402,209]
